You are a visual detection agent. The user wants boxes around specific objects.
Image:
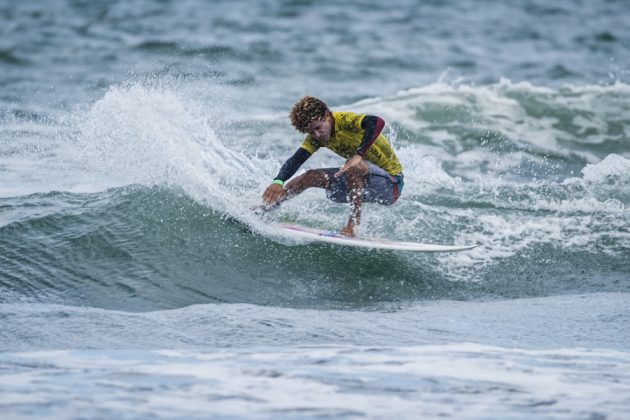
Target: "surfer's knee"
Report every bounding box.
[348,160,369,177]
[298,169,330,189]
[344,165,368,186]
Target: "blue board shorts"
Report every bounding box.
[323,162,404,205]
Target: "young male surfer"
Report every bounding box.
[261,96,404,237]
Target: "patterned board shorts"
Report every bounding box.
[323,162,404,205]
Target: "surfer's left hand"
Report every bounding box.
[335,154,363,178]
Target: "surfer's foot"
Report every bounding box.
[339,224,356,237]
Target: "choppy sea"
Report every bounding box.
[1,0,629,418]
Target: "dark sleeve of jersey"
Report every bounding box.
[356,115,385,157]
[274,147,312,182]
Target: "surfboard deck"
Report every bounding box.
[277,223,478,252]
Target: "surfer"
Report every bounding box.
[260,96,404,237]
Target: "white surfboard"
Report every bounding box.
[277,223,478,252]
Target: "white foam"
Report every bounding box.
[353,79,630,170]
[2,79,628,274]
[2,343,629,418]
[581,154,630,183]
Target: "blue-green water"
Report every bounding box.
[1,0,629,418]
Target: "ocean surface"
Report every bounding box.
[1,0,629,418]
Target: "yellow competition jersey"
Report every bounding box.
[299,112,403,176]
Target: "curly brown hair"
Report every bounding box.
[289,96,329,133]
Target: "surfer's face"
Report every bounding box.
[308,113,333,145]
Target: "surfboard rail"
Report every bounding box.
[277,223,479,252]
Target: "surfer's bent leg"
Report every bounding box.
[282,169,334,201]
[342,160,369,229]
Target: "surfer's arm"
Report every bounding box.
[356,115,385,157]
[274,147,311,182]
[335,116,384,178]
[262,147,311,205]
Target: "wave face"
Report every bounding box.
[2,1,630,417]
[1,82,629,311]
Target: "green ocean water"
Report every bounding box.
[1,0,629,418]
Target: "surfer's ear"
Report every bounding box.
[326,110,333,120]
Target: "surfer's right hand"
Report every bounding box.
[262,183,285,205]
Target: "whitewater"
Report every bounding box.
[1,0,629,418]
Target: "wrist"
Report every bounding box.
[272,179,285,187]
